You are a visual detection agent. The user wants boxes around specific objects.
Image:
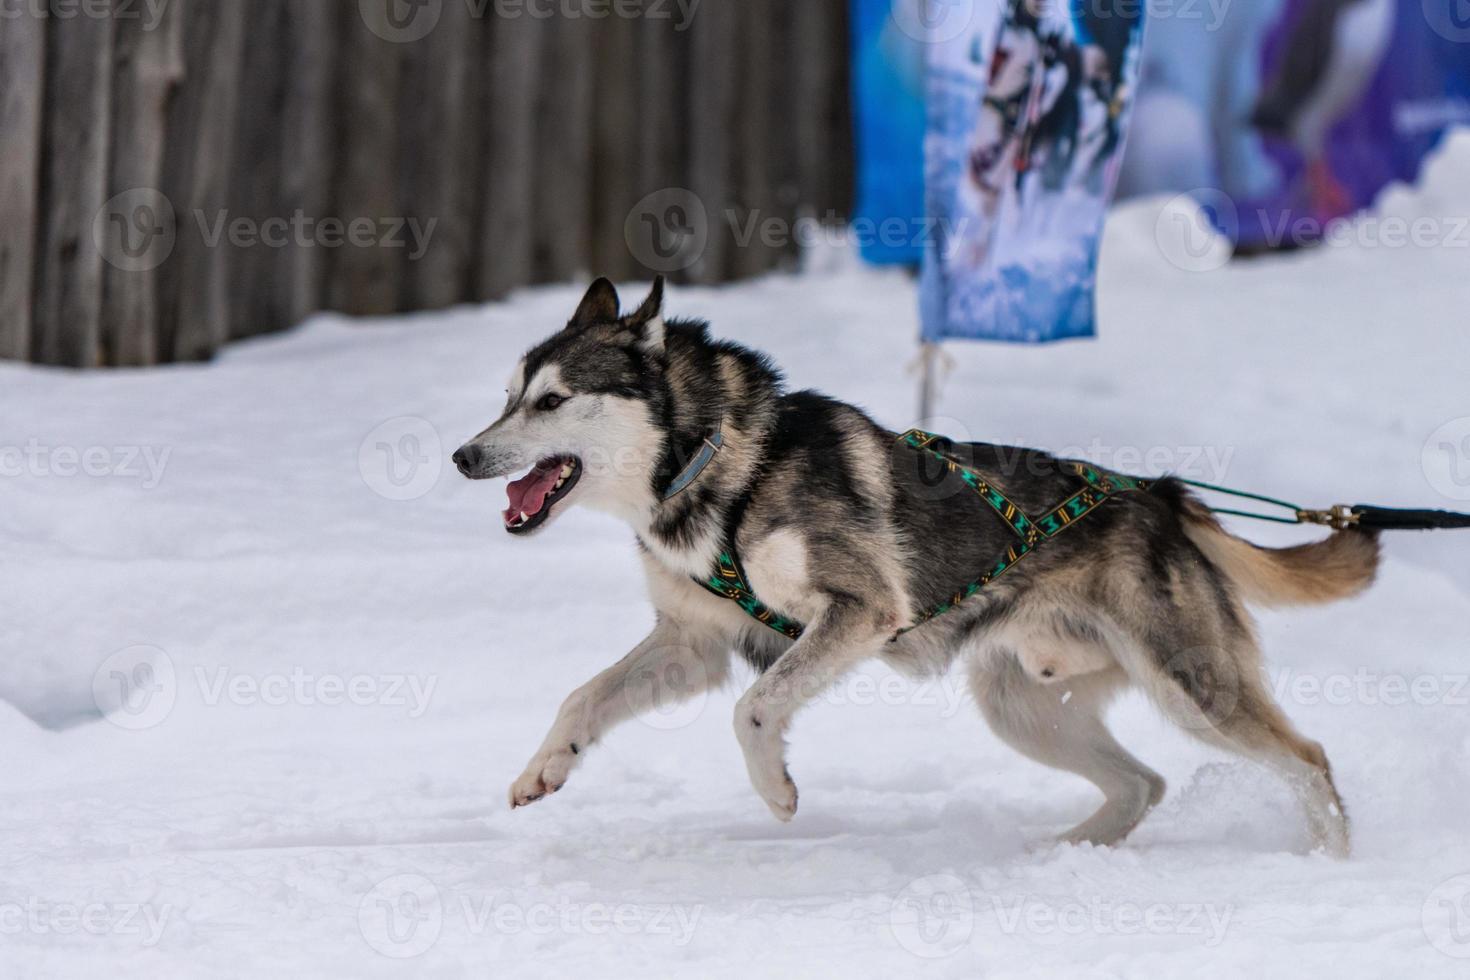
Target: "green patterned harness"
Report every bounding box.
[694,429,1152,642]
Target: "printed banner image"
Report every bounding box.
[921,0,1146,344]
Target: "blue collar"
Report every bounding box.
[661,421,724,501]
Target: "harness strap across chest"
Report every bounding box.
[692,429,1152,642]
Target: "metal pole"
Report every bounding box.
[917,341,941,421]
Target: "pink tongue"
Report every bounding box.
[504,460,563,521]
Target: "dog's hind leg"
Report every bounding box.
[509,621,729,809]
[1124,628,1351,857]
[971,652,1165,848]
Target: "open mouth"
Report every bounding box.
[503,456,582,534]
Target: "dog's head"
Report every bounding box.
[453,277,668,536]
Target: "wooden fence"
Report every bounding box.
[0,0,853,367]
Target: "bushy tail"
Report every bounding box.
[1173,485,1380,607]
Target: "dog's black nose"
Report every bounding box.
[453,445,480,475]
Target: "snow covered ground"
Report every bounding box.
[3,136,1468,978]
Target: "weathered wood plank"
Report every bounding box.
[792,0,855,221]
[764,0,802,267]
[0,10,46,362]
[158,0,247,363]
[103,0,183,365]
[685,0,738,283]
[731,0,783,278]
[475,13,543,301]
[226,0,290,342]
[590,12,640,282]
[276,0,339,328]
[399,0,479,311]
[33,5,114,367]
[329,1,404,317]
[531,14,593,283]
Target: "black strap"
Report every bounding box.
[1349,505,1470,531]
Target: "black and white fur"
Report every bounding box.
[453,278,1379,854]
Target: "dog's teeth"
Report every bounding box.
[554,477,566,489]
[519,512,529,523]
[561,463,573,478]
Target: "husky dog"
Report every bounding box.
[453,278,1378,855]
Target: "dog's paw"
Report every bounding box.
[508,747,578,810]
[752,767,798,823]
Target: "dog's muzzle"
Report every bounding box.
[452,443,482,478]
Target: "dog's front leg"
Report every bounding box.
[509,620,728,809]
[733,597,894,821]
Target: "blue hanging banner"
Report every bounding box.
[851,0,927,266]
[920,0,1146,344]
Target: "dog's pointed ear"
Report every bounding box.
[571,277,620,327]
[625,276,666,354]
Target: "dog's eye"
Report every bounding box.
[536,393,567,412]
